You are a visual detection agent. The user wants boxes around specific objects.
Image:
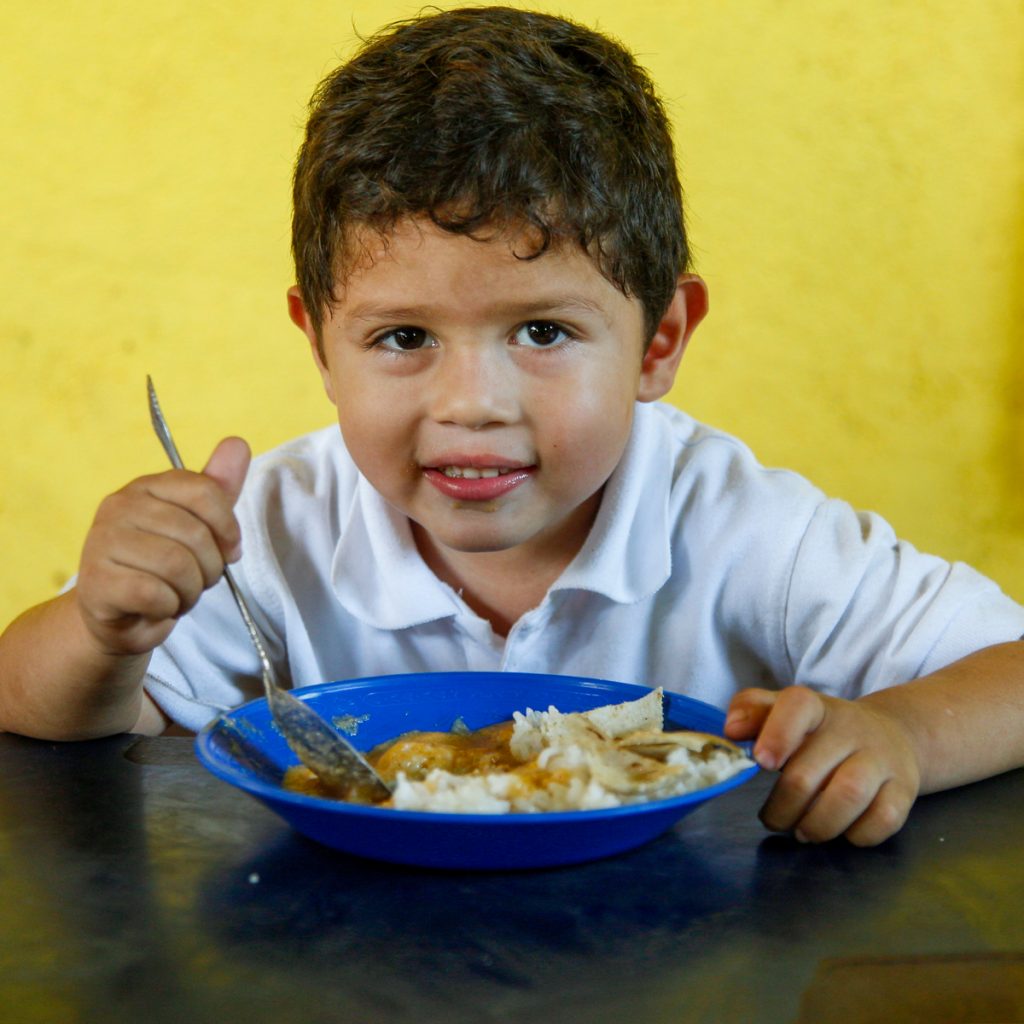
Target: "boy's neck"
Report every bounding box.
[410,497,601,637]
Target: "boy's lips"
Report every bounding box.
[421,457,534,501]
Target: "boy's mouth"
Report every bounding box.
[422,459,533,502]
[439,465,514,479]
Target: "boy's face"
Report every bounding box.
[290,218,703,568]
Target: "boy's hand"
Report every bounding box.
[75,437,251,659]
[724,686,922,846]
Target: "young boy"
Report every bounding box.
[2,6,1023,847]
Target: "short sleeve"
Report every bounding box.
[782,498,1024,698]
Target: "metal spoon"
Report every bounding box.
[146,376,391,801]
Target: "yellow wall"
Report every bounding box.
[2,1,1023,629]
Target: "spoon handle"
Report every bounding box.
[146,376,279,690]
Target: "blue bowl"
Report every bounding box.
[195,672,758,870]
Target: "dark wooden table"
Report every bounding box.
[2,731,1023,1023]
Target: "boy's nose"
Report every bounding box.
[429,347,519,429]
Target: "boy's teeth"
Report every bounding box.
[441,467,509,479]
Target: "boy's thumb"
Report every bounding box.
[202,436,251,504]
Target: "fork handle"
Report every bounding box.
[147,376,278,690]
[221,566,279,688]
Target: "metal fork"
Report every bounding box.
[146,376,391,800]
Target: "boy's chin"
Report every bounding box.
[411,516,545,558]
[408,493,601,563]
[426,529,529,556]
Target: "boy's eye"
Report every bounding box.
[376,327,434,351]
[513,321,571,348]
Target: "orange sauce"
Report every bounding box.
[283,719,520,804]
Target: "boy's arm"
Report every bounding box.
[857,640,1024,792]
[725,640,1024,845]
[0,437,249,741]
[0,591,165,738]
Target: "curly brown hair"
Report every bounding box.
[292,6,689,346]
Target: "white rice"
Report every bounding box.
[388,698,753,814]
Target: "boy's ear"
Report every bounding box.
[637,275,709,402]
[287,286,336,405]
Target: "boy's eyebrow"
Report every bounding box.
[345,296,615,327]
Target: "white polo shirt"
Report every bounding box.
[145,402,1024,731]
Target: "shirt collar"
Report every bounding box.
[550,402,672,604]
[331,476,463,629]
[330,403,672,628]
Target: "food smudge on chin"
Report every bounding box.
[452,500,499,512]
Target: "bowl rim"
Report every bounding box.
[194,672,759,825]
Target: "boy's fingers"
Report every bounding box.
[785,750,885,843]
[86,527,207,617]
[752,689,837,833]
[138,466,244,561]
[73,437,251,661]
[202,437,251,505]
[723,688,777,740]
[757,736,843,833]
[75,573,180,656]
[82,558,182,624]
[201,438,250,562]
[752,685,827,771]
[112,526,215,602]
[94,487,230,589]
[842,778,914,847]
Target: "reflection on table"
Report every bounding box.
[1,732,1023,1023]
